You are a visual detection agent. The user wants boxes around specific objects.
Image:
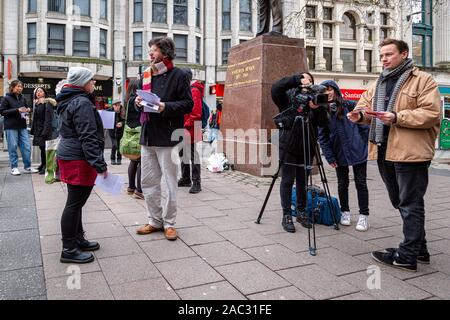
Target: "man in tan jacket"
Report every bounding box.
[348,39,441,272]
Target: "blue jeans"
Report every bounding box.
[377,145,429,262]
[5,129,32,169]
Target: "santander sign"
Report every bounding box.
[341,89,367,101]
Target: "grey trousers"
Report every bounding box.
[141,145,178,229]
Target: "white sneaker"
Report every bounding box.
[11,168,21,176]
[356,215,369,232]
[24,167,39,174]
[340,211,351,226]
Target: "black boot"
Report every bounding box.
[76,232,100,251]
[178,177,192,187]
[60,239,95,264]
[189,181,202,194]
[282,214,296,233]
[296,210,312,229]
[117,159,122,165]
[111,159,117,165]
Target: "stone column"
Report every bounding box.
[3,0,19,87]
[373,24,382,73]
[315,3,326,71]
[434,3,450,67]
[203,0,216,108]
[356,24,367,73]
[332,21,343,72]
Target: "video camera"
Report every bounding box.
[291,84,329,111]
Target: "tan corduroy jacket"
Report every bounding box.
[356,67,442,162]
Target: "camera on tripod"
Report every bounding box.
[291,84,329,112]
[273,84,329,130]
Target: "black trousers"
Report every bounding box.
[61,185,94,248]
[111,136,122,161]
[377,145,430,262]
[128,159,142,193]
[335,162,369,215]
[39,145,46,167]
[180,143,201,183]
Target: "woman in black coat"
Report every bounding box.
[30,87,56,174]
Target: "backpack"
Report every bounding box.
[201,100,210,129]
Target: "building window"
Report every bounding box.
[323,7,333,21]
[306,47,315,70]
[174,35,188,62]
[152,0,167,23]
[380,28,388,41]
[134,0,143,22]
[222,0,231,30]
[365,50,372,73]
[73,0,90,16]
[196,0,201,28]
[27,23,37,54]
[133,32,143,60]
[222,39,231,65]
[28,0,37,13]
[239,0,252,32]
[152,32,166,39]
[364,27,372,42]
[341,49,356,72]
[341,13,356,40]
[174,0,188,25]
[412,0,433,67]
[323,47,332,71]
[48,0,65,13]
[380,13,389,26]
[306,6,316,19]
[196,36,201,64]
[47,24,65,55]
[305,22,315,38]
[100,29,107,58]
[73,26,90,57]
[412,34,432,67]
[323,23,333,39]
[100,0,107,19]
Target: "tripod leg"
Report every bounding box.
[256,162,282,224]
[309,125,340,230]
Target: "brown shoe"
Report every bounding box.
[164,228,178,241]
[134,191,145,200]
[136,224,163,235]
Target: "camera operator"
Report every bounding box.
[317,80,370,232]
[271,72,328,233]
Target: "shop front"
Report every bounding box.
[93,80,113,110]
[439,86,450,119]
[0,77,4,97]
[18,77,62,104]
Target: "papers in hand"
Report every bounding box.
[98,110,115,129]
[95,173,124,195]
[137,90,161,113]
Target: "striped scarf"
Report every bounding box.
[140,57,174,124]
[369,58,414,144]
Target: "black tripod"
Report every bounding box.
[256,110,340,256]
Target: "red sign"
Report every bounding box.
[341,89,366,101]
[209,84,225,97]
[7,59,12,80]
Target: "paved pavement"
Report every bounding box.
[1,146,450,300]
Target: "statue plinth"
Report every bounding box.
[221,35,308,177]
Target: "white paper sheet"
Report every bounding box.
[98,110,116,129]
[95,174,124,195]
[137,90,161,105]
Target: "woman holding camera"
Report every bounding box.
[318,80,370,231]
[271,73,328,233]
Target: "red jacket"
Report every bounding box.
[184,81,204,144]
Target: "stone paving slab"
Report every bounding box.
[406,272,450,299]
[178,226,225,246]
[0,229,43,272]
[98,254,161,286]
[191,241,254,267]
[110,278,180,300]
[176,281,247,300]
[244,244,310,271]
[0,207,38,233]
[277,265,359,300]
[219,228,276,249]
[340,271,433,300]
[156,256,224,290]
[42,253,101,279]
[247,286,312,300]
[83,221,129,239]
[215,260,290,296]
[0,267,46,300]
[140,239,197,263]
[318,233,382,256]
[200,216,247,232]
[46,272,114,300]
[185,205,228,219]
[93,236,143,259]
